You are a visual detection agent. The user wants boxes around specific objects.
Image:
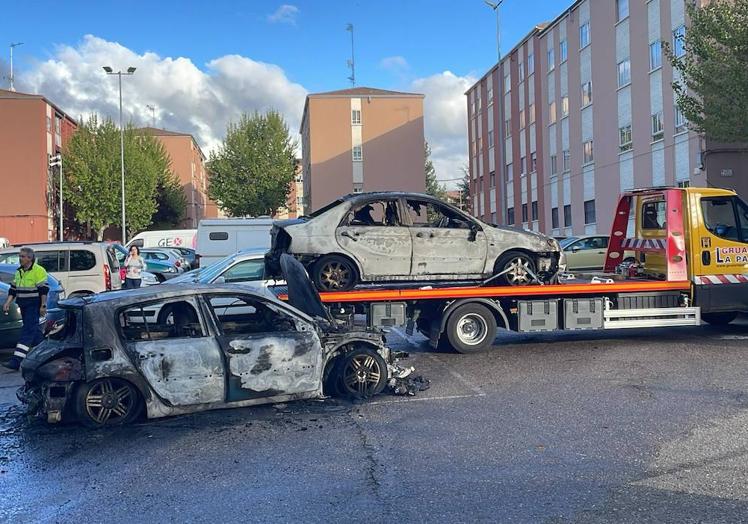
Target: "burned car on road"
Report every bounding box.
[267,192,563,291]
[18,255,401,427]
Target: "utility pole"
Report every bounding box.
[9,42,24,91]
[484,0,504,62]
[346,23,355,87]
[49,154,63,241]
[146,104,156,127]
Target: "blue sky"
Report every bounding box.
[4,0,568,185]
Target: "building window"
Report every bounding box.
[649,41,662,70]
[353,183,363,193]
[522,203,528,223]
[531,201,538,221]
[580,22,590,49]
[619,125,633,152]
[479,176,484,192]
[488,130,494,146]
[551,154,558,175]
[673,25,686,58]
[583,140,594,164]
[489,170,496,188]
[519,63,525,83]
[519,109,526,129]
[617,0,629,22]
[504,74,511,94]
[561,95,569,117]
[562,149,570,172]
[584,199,596,224]
[504,118,511,137]
[651,112,664,141]
[530,152,537,173]
[528,53,535,74]
[551,207,559,229]
[352,145,363,161]
[677,180,690,188]
[675,106,687,133]
[351,110,361,124]
[507,207,515,225]
[505,162,513,183]
[617,59,631,88]
[520,156,527,175]
[46,116,52,131]
[547,48,555,71]
[560,40,568,62]
[581,82,593,106]
[549,101,557,123]
[55,117,62,134]
[529,103,536,124]
[564,204,572,227]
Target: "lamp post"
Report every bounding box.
[103,66,136,244]
[9,42,24,91]
[49,154,63,240]
[484,1,504,62]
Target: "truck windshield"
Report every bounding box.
[701,196,748,243]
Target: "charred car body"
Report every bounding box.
[267,192,563,291]
[18,255,401,427]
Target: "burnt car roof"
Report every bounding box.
[339,191,444,203]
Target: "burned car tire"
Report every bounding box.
[493,251,537,286]
[337,347,388,399]
[446,303,497,354]
[75,378,143,428]
[313,255,359,291]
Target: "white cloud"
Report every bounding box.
[379,56,409,72]
[410,71,476,188]
[20,35,308,154]
[267,4,299,24]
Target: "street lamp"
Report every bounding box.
[9,42,24,91]
[49,154,63,240]
[103,66,137,244]
[484,0,505,62]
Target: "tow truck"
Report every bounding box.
[282,187,748,353]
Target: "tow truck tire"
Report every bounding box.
[446,303,497,354]
[702,312,738,326]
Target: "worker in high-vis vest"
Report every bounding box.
[2,247,49,371]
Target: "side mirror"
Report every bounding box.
[214,276,226,284]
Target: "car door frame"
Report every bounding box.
[201,292,324,403]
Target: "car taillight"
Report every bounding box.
[175,261,181,267]
[104,264,112,290]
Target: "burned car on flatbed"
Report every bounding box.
[18,255,402,427]
[267,192,563,291]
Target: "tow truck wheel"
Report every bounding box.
[494,251,537,286]
[446,303,497,354]
[313,255,358,291]
[337,347,388,399]
[702,312,738,326]
[75,378,142,428]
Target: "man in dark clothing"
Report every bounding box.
[2,247,49,371]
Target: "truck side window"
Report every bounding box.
[641,201,666,230]
[701,197,741,242]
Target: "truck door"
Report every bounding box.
[692,193,748,312]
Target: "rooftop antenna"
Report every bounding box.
[146,104,156,127]
[9,42,24,91]
[346,23,355,87]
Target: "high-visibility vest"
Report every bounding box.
[11,262,49,305]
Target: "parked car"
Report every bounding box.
[112,245,176,283]
[0,275,65,349]
[196,218,273,267]
[126,229,196,250]
[560,235,636,271]
[18,254,402,427]
[170,247,199,269]
[267,192,563,290]
[140,248,185,273]
[0,242,121,296]
[169,248,271,288]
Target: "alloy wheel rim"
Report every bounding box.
[85,379,134,425]
[505,257,531,285]
[321,261,352,289]
[456,314,488,345]
[343,355,382,396]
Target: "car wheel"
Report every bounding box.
[445,303,497,354]
[75,378,142,428]
[336,347,388,399]
[702,312,738,326]
[313,255,358,291]
[493,251,537,286]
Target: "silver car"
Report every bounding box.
[267,192,562,290]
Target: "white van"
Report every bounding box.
[196,218,273,267]
[127,229,197,250]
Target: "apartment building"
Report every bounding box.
[467,0,708,236]
[273,160,305,220]
[0,89,77,243]
[138,128,219,226]
[300,87,425,212]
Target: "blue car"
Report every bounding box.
[0,264,66,348]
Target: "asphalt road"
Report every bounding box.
[2,320,748,523]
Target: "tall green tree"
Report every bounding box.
[62,115,171,240]
[457,165,471,212]
[151,170,187,229]
[207,111,297,217]
[667,0,748,142]
[425,141,446,200]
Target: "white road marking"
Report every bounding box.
[365,393,486,406]
[718,335,748,340]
